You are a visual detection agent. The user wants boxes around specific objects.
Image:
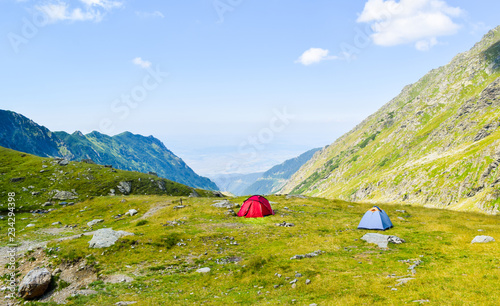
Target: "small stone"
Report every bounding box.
[291,283,296,289]
[196,267,211,273]
[306,279,311,285]
[26,224,35,228]
[52,222,62,226]
[126,209,138,216]
[295,273,302,278]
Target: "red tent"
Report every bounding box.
[237,195,274,218]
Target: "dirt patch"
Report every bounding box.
[103,274,134,284]
[138,201,171,220]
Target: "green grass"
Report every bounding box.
[0,147,215,211]
[1,195,499,305]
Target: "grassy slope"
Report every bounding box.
[1,195,499,305]
[281,27,500,214]
[0,146,214,211]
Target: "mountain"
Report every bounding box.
[280,26,500,214]
[209,172,264,196]
[243,148,321,195]
[0,110,218,191]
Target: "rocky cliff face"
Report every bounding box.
[280,26,500,214]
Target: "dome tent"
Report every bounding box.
[237,195,274,218]
[357,206,393,230]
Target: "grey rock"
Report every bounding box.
[189,190,200,197]
[18,267,51,299]
[361,233,405,248]
[52,221,62,226]
[88,228,134,248]
[173,205,186,210]
[212,200,236,208]
[412,300,430,304]
[306,279,311,285]
[225,209,237,216]
[42,202,53,207]
[396,277,415,286]
[290,250,324,260]
[157,181,166,191]
[290,279,297,284]
[295,273,302,278]
[87,219,104,227]
[26,224,35,228]
[276,221,295,227]
[53,268,62,274]
[196,267,211,273]
[125,209,138,216]
[116,302,137,306]
[471,235,495,243]
[52,190,77,200]
[117,181,132,194]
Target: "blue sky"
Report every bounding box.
[1,0,499,175]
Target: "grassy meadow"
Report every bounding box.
[1,194,499,305]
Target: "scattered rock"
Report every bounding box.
[125,209,138,216]
[295,273,302,278]
[285,194,307,199]
[42,202,53,207]
[291,283,297,289]
[173,205,186,210]
[26,224,35,228]
[212,200,236,208]
[87,219,104,227]
[52,221,62,226]
[412,299,430,304]
[18,267,51,299]
[396,277,415,286]
[212,191,224,197]
[88,228,134,248]
[117,181,132,195]
[471,235,495,243]
[71,289,97,296]
[306,279,311,285]
[225,209,237,216]
[196,267,211,273]
[53,268,62,275]
[52,190,77,200]
[361,233,405,248]
[275,221,295,227]
[290,279,297,284]
[116,302,138,306]
[10,177,25,183]
[290,250,324,260]
[82,159,96,164]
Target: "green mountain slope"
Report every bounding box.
[243,148,321,195]
[281,26,500,214]
[0,110,218,191]
[54,130,218,190]
[0,146,216,211]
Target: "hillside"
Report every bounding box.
[0,195,498,305]
[0,110,218,191]
[0,146,216,211]
[281,26,500,215]
[244,148,321,195]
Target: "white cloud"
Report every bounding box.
[136,11,164,19]
[35,0,122,23]
[295,48,340,66]
[357,0,463,51]
[132,57,152,69]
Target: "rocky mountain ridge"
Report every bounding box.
[280,26,500,214]
[0,110,218,190]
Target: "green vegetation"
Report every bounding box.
[1,195,499,305]
[0,147,215,211]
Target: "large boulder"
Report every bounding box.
[18,267,51,299]
[361,233,405,248]
[88,228,134,248]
